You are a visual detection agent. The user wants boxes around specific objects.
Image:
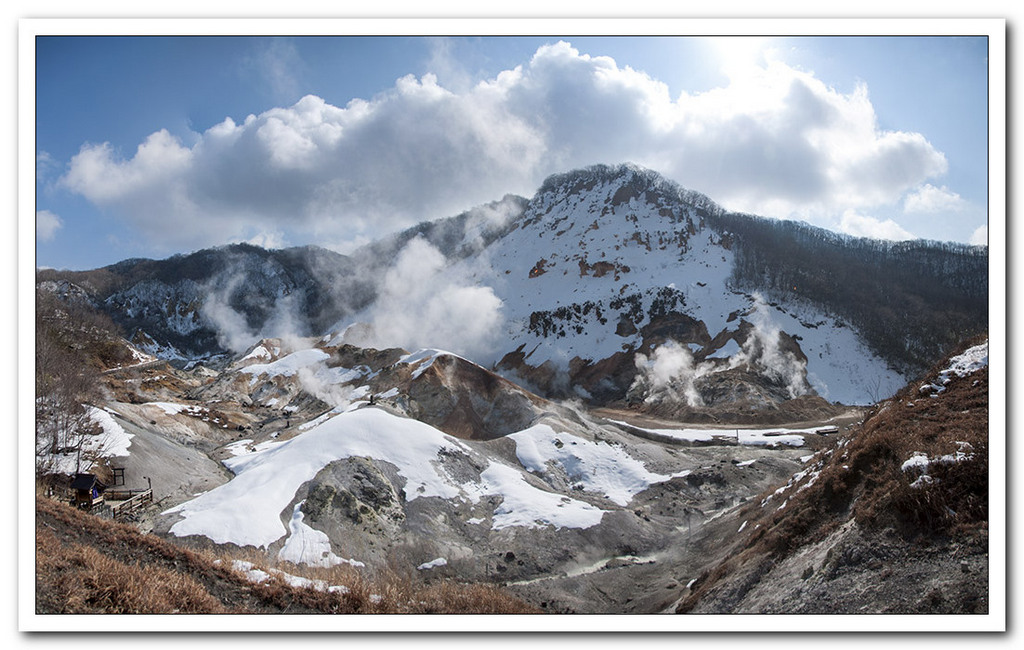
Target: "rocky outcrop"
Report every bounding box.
[403,352,560,441]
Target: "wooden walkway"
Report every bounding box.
[105,488,154,521]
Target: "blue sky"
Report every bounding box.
[34,32,992,270]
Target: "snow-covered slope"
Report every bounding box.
[42,163,985,409]
[442,164,905,406]
[148,339,818,590]
[163,406,619,551]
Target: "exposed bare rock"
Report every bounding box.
[402,353,547,440]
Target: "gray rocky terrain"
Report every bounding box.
[92,342,866,613]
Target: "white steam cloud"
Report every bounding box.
[631,294,809,407]
[460,197,525,253]
[200,274,259,355]
[294,365,354,410]
[632,340,707,407]
[199,273,311,355]
[729,294,810,399]
[343,237,504,360]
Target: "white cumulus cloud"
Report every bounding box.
[59,40,951,252]
[969,224,988,246]
[36,210,63,242]
[903,183,967,214]
[839,209,916,241]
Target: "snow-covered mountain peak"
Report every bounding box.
[38,162,987,415]
[533,163,717,212]
[440,164,908,410]
[519,163,716,249]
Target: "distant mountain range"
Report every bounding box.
[38,163,988,409]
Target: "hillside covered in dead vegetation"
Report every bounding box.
[676,336,990,614]
[35,495,539,615]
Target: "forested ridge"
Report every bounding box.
[710,212,988,377]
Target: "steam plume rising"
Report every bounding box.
[730,294,810,399]
[632,341,706,407]
[630,293,810,406]
[342,237,505,360]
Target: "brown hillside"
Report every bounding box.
[676,336,989,614]
[35,496,539,615]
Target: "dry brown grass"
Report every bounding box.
[36,526,226,614]
[412,580,540,614]
[36,495,540,615]
[235,553,539,614]
[754,338,987,556]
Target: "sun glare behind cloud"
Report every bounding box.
[699,36,781,82]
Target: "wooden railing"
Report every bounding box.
[106,488,153,520]
[105,488,150,501]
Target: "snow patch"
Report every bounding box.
[278,501,364,568]
[920,341,988,395]
[146,401,192,415]
[400,348,467,379]
[417,557,448,570]
[900,442,976,488]
[901,452,931,473]
[475,462,605,530]
[87,407,134,457]
[241,344,274,362]
[230,560,350,594]
[240,348,330,380]
[509,424,684,506]
[224,438,285,459]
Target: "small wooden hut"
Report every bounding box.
[70,473,107,510]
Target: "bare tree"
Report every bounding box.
[35,289,103,474]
